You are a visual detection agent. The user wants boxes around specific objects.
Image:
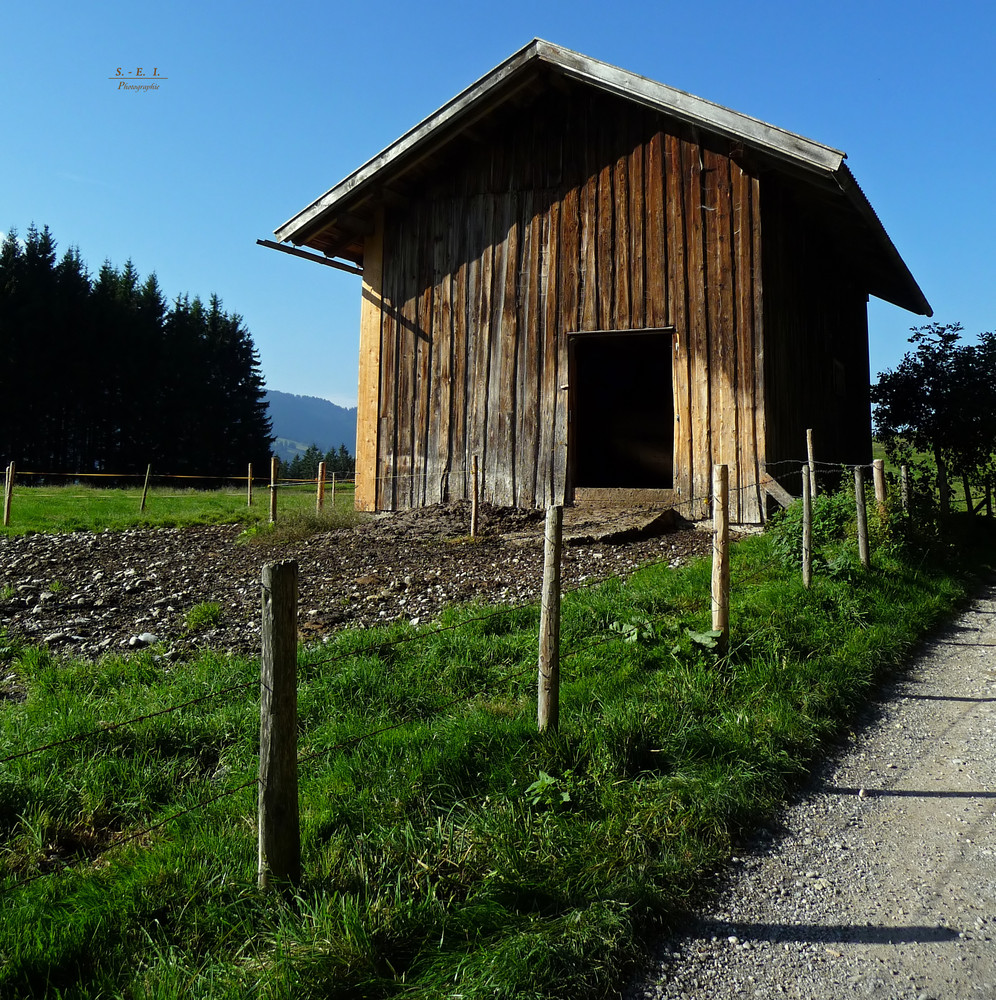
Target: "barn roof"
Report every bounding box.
[272,39,931,316]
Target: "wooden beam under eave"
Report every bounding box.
[355,209,384,512]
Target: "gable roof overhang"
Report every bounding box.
[272,39,931,317]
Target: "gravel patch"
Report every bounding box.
[626,581,996,1000]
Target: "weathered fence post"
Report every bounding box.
[259,559,300,890]
[900,464,909,514]
[247,463,253,507]
[3,462,13,528]
[140,464,152,513]
[537,505,563,733]
[855,466,870,569]
[806,428,818,499]
[470,455,480,538]
[872,459,887,520]
[316,461,326,512]
[802,467,813,589]
[711,464,730,657]
[331,472,336,508]
[269,457,279,525]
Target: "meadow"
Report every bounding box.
[1,488,992,998]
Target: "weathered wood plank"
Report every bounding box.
[644,129,666,328]
[428,198,452,503]
[355,210,383,511]
[732,161,760,523]
[760,471,794,508]
[470,193,494,500]
[579,109,598,331]
[613,119,631,329]
[450,209,469,499]
[666,132,692,515]
[378,220,400,510]
[517,196,541,508]
[751,173,766,519]
[485,192,513,504]
[412,209,433,507]
[628,121,646,330]
[684,137,711,516]
[540,197,561,507]
[597,120,615,330]
[704,147,736,515]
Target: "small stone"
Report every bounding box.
[129,632,159,648]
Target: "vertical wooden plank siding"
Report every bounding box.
[369,90,766,518]
[703,148,737,516]
[355,211,383,511]
[683,137,712,515]
[664,133,692,515]
[377,225,400,510]
[732,163,761,523]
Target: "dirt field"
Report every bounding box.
[0,502,713,667]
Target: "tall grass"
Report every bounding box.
[0,507,992,998]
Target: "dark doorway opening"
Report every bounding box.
[570,330,674,489]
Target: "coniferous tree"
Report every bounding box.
[0,225,274,478]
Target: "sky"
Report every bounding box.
[3,1,994,408]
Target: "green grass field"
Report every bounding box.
[0,481,357,536]
[2,495,992,999]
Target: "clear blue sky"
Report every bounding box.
[3,0,993,407]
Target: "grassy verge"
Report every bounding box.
[1,508,994,998]
[0,483,357,536]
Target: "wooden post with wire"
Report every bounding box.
[269,457,279,524]
[806,428,817,499]
[331,472,336,508]
[316,461,326,512]
[855,466,870,569]
[537,505,563,733]
[3,462,13,528]
[802,466,813,589]
[900,464,909,514]
[711,464,730,657]
[872,459,887,519]
[247,463,253,507]
[471,455,480,538]
[258,559,300,890]
[140,464,152,512]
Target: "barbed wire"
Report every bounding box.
[0,680,257,766]
[4,775,258,891]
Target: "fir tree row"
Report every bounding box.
[0,224,273,479]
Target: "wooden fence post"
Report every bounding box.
[806,428,818,499]
[855,466,870,569]
[872,459,887,519]
[802,467,812,589]
[537,505,563,733]
[269,457,279,524]
[140,464,152,513]
[711,464,730,657]
[3,462,13,528]
[900,464,909,514]
[316,461,326,512]
[247,463,253,507]
[331,472,336,507]
[259,559,300,890]
[470,455,479,538]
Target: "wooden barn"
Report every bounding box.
[268,39,931,522]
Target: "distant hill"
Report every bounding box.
[265,390,357,462]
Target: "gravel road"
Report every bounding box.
[626,580,996,1000]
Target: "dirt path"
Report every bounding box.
[628,581,996,1000]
